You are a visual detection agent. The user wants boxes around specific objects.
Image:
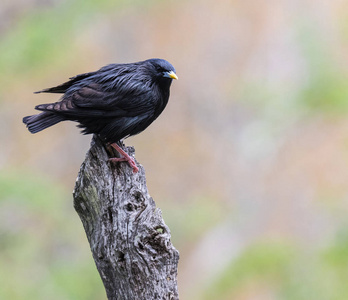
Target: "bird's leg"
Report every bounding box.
[109,143,139,173]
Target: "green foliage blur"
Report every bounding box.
[0,170,104,299]
[1,0,348,299]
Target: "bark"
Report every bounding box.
[73,136,179,300]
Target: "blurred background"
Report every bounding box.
[1,0,348,299]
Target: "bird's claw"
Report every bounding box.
[109,157,139,173]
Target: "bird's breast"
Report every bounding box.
[153,89,170,118]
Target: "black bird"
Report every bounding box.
[23,58,178,173]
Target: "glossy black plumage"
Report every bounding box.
[23,58,177,144]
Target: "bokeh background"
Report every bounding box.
[1,0,348,299]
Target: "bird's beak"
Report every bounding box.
[164,70,178,80]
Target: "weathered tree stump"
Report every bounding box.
[73,136,179,300]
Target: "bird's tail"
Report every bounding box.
[23,112,64,134]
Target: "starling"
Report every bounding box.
[23,58,178,173]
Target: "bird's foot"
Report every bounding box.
[109,156,139,173]
[109,142,139,173]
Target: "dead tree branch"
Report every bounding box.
[73,136,179,300]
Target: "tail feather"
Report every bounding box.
[23,112,65,134]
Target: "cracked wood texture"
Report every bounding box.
[73,136,179,300]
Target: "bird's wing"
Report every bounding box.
[34,71,98,94]
[34,63,123,94]
[35,81,155,118]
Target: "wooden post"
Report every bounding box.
[73,136,179,300]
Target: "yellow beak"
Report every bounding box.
[168,70,178,80]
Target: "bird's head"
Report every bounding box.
[147,59,178,82]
